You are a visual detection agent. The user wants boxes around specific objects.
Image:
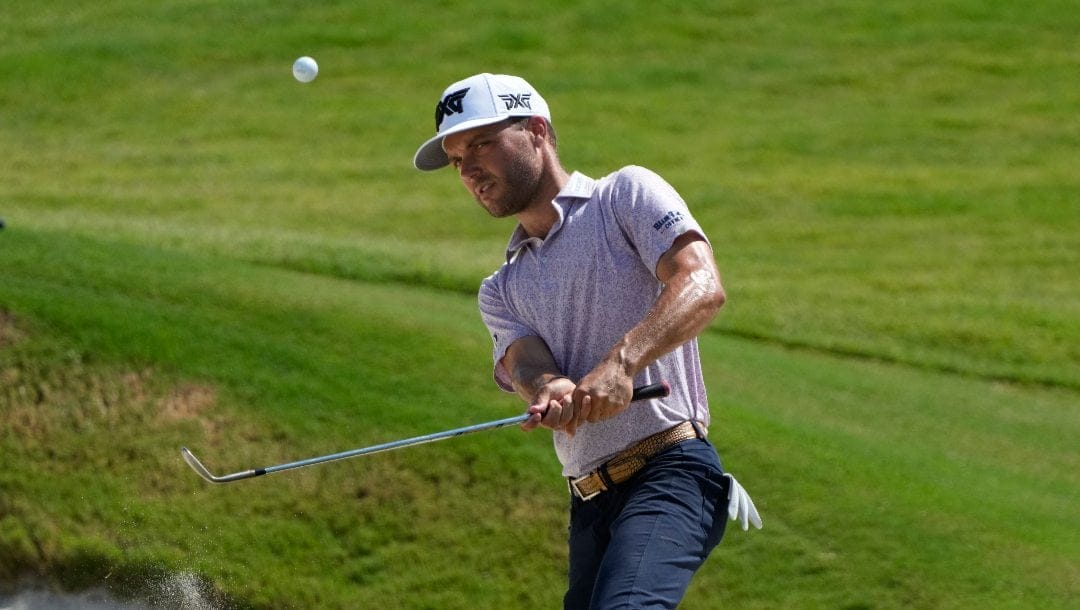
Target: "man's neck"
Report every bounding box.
[517,166,571,238]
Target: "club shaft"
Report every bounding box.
[183,381,670,483]
[264,413,529,475]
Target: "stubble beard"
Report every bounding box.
[479,149,544,219]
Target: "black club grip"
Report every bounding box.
[630,381,670,402]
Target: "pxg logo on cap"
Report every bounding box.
[435,88,470,130]
[414,73,551,171]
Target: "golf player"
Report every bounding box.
[415,73,760,609]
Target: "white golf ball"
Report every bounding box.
[292,56,318,83]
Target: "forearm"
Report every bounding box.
[599,236,725,379]
[504,335,566,402]
[606,269,723,376]
[504,335,580,433]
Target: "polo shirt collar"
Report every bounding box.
[505,172,596,261]
[557,171,596,201]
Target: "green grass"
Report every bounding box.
[2,0,1078,608]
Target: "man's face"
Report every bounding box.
[443,118,544,218]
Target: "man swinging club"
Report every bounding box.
[414,73,761,609]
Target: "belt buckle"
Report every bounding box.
[569,474,605,501]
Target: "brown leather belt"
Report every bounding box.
[569,421,706,501]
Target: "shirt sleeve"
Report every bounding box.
[478,271,536,392]
[608,166,709,277]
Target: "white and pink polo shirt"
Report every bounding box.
[479,166,713,477]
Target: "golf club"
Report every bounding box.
[182,381,670,484]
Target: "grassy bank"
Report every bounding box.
[2,0,1077,607]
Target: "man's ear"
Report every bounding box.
[527,116,548,142]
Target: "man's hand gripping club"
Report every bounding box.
[522,371,668,436]
[521,364,636,436]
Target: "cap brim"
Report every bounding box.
[413,115,528,171]
[413,135,453,171]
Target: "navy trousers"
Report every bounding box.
[564,437,729,610]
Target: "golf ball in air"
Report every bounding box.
[292,56,318,83]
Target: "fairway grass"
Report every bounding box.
[2,0,1078,607]
[2,227,1076,608]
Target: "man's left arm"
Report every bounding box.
[571,231,725,424]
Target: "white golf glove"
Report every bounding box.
[724,473,763,531]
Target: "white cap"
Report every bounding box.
[413,73,551,171]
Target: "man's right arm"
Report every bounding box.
[501,335,580,434]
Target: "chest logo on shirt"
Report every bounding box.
[653,210,685,232]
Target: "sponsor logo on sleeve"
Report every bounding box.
[652,210,685,232]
